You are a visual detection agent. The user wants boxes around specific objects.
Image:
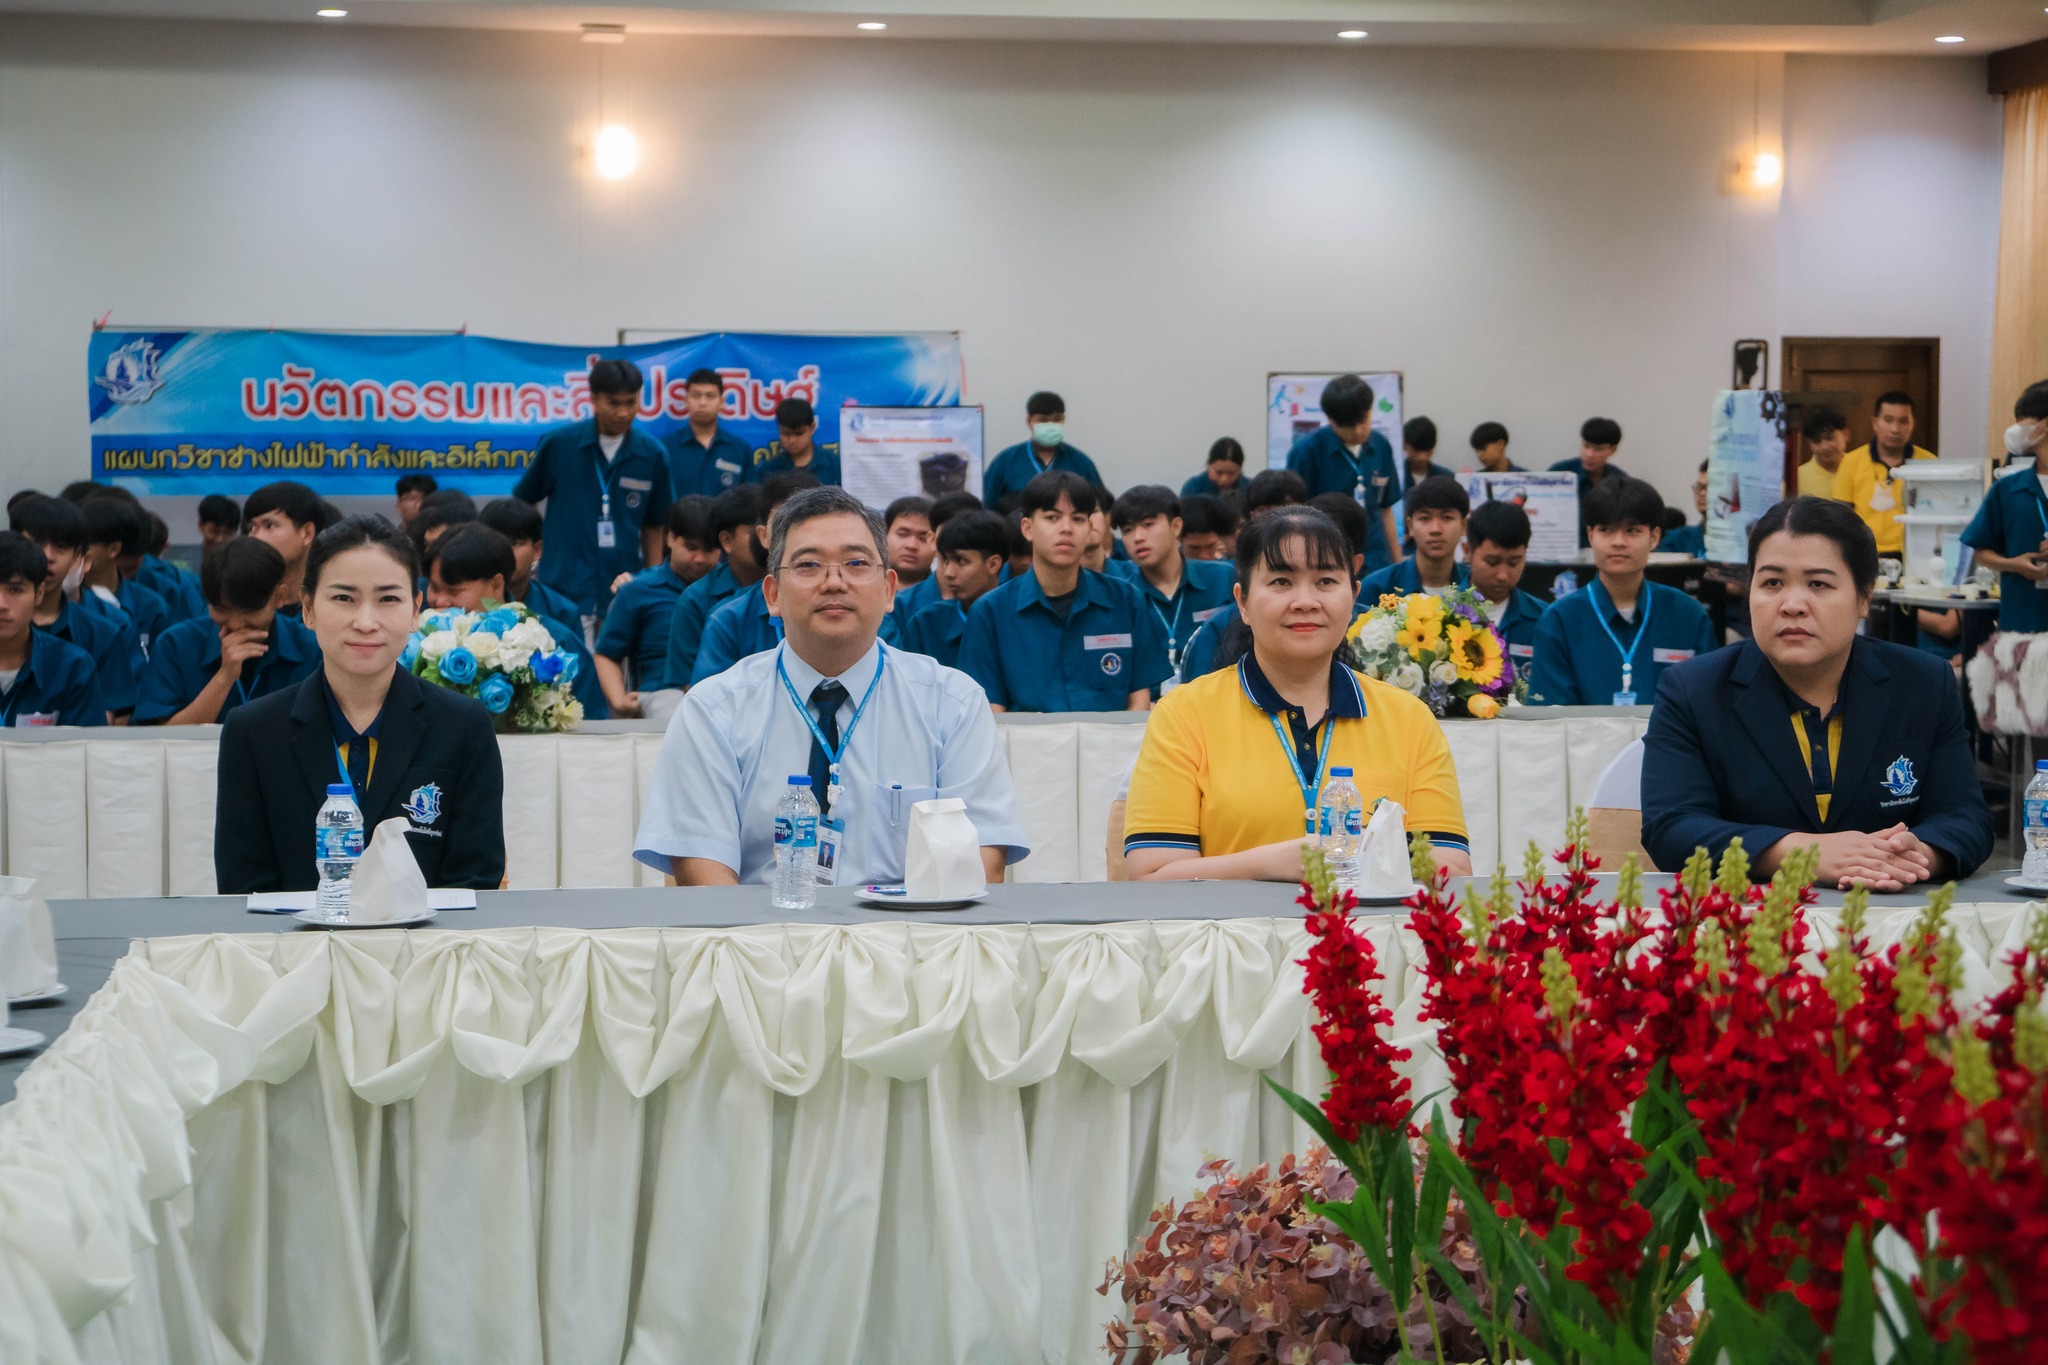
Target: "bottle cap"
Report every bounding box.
[2037,761,2048,773]
[789,774,813,786]
[326,783,353,797]
[1329,767,1353,778]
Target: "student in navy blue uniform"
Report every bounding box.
[1962,379,2048,634]
[136,537,319,725]
[882,496,937,625]
[80,496,170,659]
[1180,437,1246,501]
[899,510,1009,669]
[745,397,841,486]
[197,493,242,554]
[241,480,331,618]
[687,475,819,685]
[1550,416,1631,547]
[1467,421,1522,475]
[427,525,607,719]
[1530,476,1717,706]
[663,484,767,689]
[1284,374,1401,574]
[665,367,752,499]
[594,495,721,720]
[410,489,478,559]
[1463,500,1545,673]
[133,506,206,625]
[215,516,505,893]
[394,473,437,532]
[1178,493,1240,564]
[982,391,1105,506]
[1359,476,1473,601]
[1108,485,1235,679]
[10,495,134,721]
[478,497,584,627]
[960,471,1171,712]
[1398,417,1454,508]
[0,533,105,727]
[1643,496,1992,886]
[1660,460,1710,558]
[1244,469,1308,522]
[514,358,673,622]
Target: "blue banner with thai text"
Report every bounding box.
[88,329,965,495]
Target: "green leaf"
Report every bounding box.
[1261,1077,1356,1171]
[1386,1131,1417,1311]
[1421,1244,1487,1324]
[1833,1227,1876,1365]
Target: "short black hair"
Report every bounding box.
[667,494,717,545]
[2018,380,2048,423]
[1582,474,1664,531]
[1404,475,1470,519]
[1580,416,1623,447]
[1207,437,1245,467]
[1179,493,1240,539]
[395,474,438,498]
[927,491,983,529]
[1466,499,1532,552]
[589,358,643,399]
[479,497,545,545]
[757,472,822,516]
[1747,495,1879,596]
[10,494,86,551]
[241,480,325,532]
[1025,391,1065,419]
[410,487,479,554]
[685,367,722,389]
[884,495,933,530]
[1110,484,1181,530]
[1306,492,1369,561]
[146,510,169,556]
[81,495,145,554]
[7,490,44,516]
[709,485,763,541]
[0,532,49,588]
[1800,406,1848,443]
[1237,505,1358,588]
[1243,468,1308,515]
[1319,375,1374,428]
[303,514,420,598]
[1402,416,1438,453]
[1470,421,1509,450]
[775,397,816,430]
[429,523,517,590]
[1874,390,1915,414]
[936,509,1012,560]
[201,536,286,613]
[59,480,109,505]
[1019,469,1101,518]
[1659,507,1689,533]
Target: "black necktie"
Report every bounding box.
[808,680,847,818]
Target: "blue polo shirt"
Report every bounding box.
[1358,558,1472,603]
[1528,579,1717,706]
[664,425,752,500]
[1485,589,1546,675]
[895,574,943,622]
[537,612,609,720]
[44,595,138,715]
[113,576,171,658]
[898,599,970,669]
[1662,523,1706,558]
[518,575,582,631]
[1,630,106,726]
[662,561,747,689]
[1177,604,1236,684]
[958,567,1172,712]
[689,582,783,685]
[982,441,1104,506]
[134,611,320,723]
[1548,456,1631,494]
[1286,427,1400,572]
[1179,472,1243,500]
[514,419,675,616]
[136,555,206,624]
[1963,466,2048,634]
[594,563,692,690]
[1107,556,1236,673]
[745,444,842,487]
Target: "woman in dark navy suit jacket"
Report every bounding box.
[215,515,506,893]
[1643,496,1992,889]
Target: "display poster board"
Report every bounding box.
[1265,372,1403,469]
[1705,389,1787,564]
[1459,469,1582,562]
[839,406,985,511]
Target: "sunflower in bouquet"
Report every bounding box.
[401,601,584,733]
[1345,587,1523,718]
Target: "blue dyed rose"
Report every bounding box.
[439,646,479,685]
[532,650,564,683]
[478,674,514,714]
[399,632,424,670]
[480,608,521,635]
[559,652,580,683]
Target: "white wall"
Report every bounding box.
[0,19,2002,513]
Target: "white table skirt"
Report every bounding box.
[3,899,2040,1365]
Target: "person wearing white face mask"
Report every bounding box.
[981,390,1105,506]
[1961,379,2048,635]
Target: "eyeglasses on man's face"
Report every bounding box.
[775,556,885,586]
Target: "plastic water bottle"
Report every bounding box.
[2024,761,2048,884]
[1317,767,1364,896]
[315,783,365,914]
[773,775,821,910]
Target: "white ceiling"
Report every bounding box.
[0,0,2041,52]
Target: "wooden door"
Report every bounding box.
[1781,336,1941,458]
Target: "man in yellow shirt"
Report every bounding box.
[1796,406,1848,500]
[1833,391,1933,554]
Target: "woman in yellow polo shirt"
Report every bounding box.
[1122,506,1472,881]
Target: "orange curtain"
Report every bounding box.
[1991,85,2048,458]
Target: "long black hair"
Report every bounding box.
[1214,505,1362,672]
[303,514,422,598]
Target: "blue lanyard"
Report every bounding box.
[776,644,888,787]
[333,742,358,800]
[1338,442,1369,498]
[592,444,622,522]
[1589,580,1654,692]
[1146,587,1191,658]
[1266,708,1337,834]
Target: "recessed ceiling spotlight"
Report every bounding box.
[857,21,888,29]
[1935,34,1965,43]
[315,7,346,15]
[1337,29,1367,39]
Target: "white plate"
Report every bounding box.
[2005,876,2048,895]
[1353,888,1421,907]
[292,907,440,930]
[856,884,988,911]
[253,889,476,914]
[0,1026,46,1058]
[7,982,66,1006]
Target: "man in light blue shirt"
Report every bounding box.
[635,486,1029,886]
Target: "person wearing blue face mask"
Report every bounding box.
[1284,374,1402,575]
[982,391,1105,506]
[1962,378,2048,635]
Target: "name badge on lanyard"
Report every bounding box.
[594,447,619,549]
[1591,581,1653,708]
[777,645,888,886]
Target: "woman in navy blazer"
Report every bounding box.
[1643,496,1992,888]
[215,515,505,893]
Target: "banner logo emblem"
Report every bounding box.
[95,338,165,406]
[403,782,444,827]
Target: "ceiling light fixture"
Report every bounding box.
[1935,34,1965,43]
[594,125,638,179]
[315,7,346,15]
[1337,29,1367,39]
[580,22,626,44]
[857,21,888,29]
[1750,151,1782,190]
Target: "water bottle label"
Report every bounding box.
[1317,807,1363,839]
[2027,796,2048,830]
[316,826,363,861]
[774,814,819,850]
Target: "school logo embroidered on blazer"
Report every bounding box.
[402,782,444,827]
[1880,756,1918,800]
